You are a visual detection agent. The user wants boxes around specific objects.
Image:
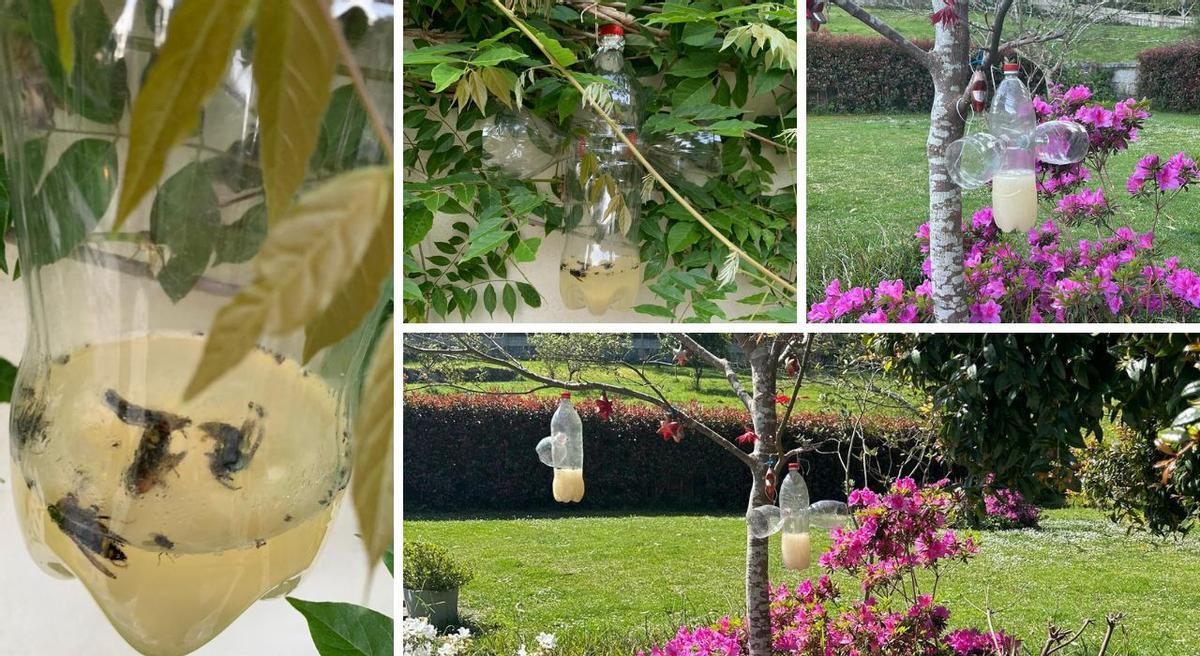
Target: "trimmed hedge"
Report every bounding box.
[1138,42,1200,112]
[403,393,940,513]
[807,33,934,114]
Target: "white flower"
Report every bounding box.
[536,633,557,650]
[456,627,472,638]
[437,643,457,656]
[516,645,528,656]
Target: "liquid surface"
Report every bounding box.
[10,334,349,656]
[992,171,1038,233]
[781,532,812,571]
[552,468,585,503]
[559,251,641,316]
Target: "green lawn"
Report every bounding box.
[806,112,1200,301]
[407,359,918,416]
[404,509,1200,654]
[819,6,1195,64]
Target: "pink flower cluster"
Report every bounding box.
[1053,187,1110,226]
[820,478,977,591]
[639,479,1019,656]
[1127,152,1200,195]
[984,487,1041,528]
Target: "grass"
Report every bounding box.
[805,112,1200,301]
[407,359,918,416]
[819,6,1196,64]
[404,508,1200,654]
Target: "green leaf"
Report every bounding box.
[512,237,541,262]
[462,213,513,261]
[403,209,432,249]
[557,86,581,123]
[431,63,466,92]
[151,161,220,256]
[50,0,79,73]
[351,318,393,567]
[476,27,518,49]
[529,27,577,68]
[668,52,726,78]
[478,67,517,110]
[471,45,524,67]
[502,283,516,318]
[286,598,393,656]
[666,221,700,254]
[383,547,393,577]
[185,167,390,399]
[752,68,789,98]
[158,245,212,303]
[29,0,129,123]
[402,278,422,301]
[115,0,254,229]
[25,138,117,267]
[681,21,718,46]
[313,85,369,173]
[403,43,470,66]
[0,357,16,404]
[213,203,267,265]
[254,0,340,225]
[516,281,541,308]
[483,284,497,315]
[633,304,675,318]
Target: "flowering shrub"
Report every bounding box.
[401,617,473,656]
[982,487,1041,530]
[809,84,1200,323]
[638,479,1019,655]
[401,618,559,656]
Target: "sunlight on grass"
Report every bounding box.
[806,112,1200,300]
[404,509,1200,655]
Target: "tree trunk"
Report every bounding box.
[926,0,972,321]
[742,338,778,656]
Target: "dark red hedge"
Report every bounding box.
[402,393,938,513]
[806,33,934,114]
[1138,42,1200,113]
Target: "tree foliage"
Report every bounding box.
[402,0,798,322]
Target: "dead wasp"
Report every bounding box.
[11,386,49,453]
[103,390,191,496]
[47,494,128,579]
[198,402,265,489]
[148,533,175,550]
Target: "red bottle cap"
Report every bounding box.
[788,463,799,471]
[599,24,624,37]
[1002,62,1019,73]
[561,392,571,399]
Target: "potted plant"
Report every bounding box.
[402,541,474,628]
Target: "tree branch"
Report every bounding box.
[830,0,930,68]
[406,336,756,468]
[774,335,813,446]
[956,0,1015,112]
[674,333,752,412]
[488,0,797,295]
[563,0,669,39]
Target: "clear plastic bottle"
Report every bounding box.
[535,393,585,502]
[779,463,811,570]
[988,62,1039,233]
[559,23,644,315]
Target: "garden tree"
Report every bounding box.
[407,332,813,655]
[883,333,1200,534]
[402,0,798,322]
[828,0,1075,320]
[527,333,632,380]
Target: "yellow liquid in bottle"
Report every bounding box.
[558,252,641,316]
[991,171,1038,233]
[10,334,350,656]
[551,468,585,503]
[781,532,812,570]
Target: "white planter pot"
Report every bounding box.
[403,587,459,628]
